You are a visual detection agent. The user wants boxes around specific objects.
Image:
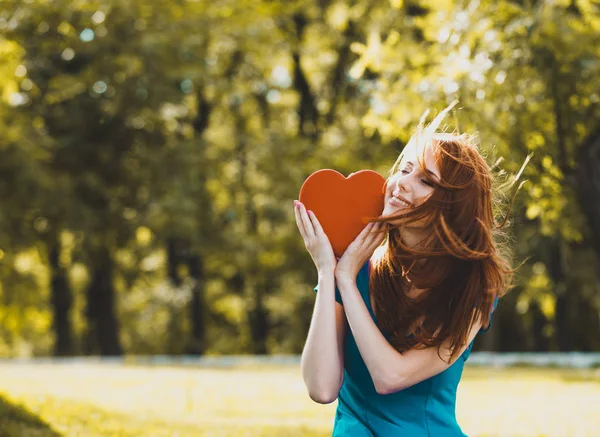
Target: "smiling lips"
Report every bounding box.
[389,192,411,207]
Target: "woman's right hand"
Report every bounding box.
[294,200,337,274]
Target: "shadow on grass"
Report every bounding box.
[0,394,61,437]
[3,394,331,437]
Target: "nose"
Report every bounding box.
[395,174,410,194]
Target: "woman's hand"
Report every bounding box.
[294,200,337,274]
[335,220,387,281]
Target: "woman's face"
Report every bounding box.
[382,141,441,222]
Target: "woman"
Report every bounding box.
[293,102,515,436]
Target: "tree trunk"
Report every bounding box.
[166,238,183,288]
[577,130,600,259]
[177,86,213,356]
[248,276,269,355]
[475,313,499,351]
[83,245,123,356]
[186,253,206,355]
[497,292,527,352]
[548,238,570,352]
[165,238,185,355]
[530,301,550,352]
[233,106,270,355]
[292,14,320,141]
[48,232,74,356]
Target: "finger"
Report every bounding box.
[360,222,376,242]
[307,210,325,236]
[346,224,369,250]
[348,222,377,250]
[371,220,384,233]
[298,203,315,239]
[363,229,384,254]
[366,221,385,243]
[373,220,387,236]
[371,223,386,243]
[294,202,308,239]
[360,222,375,232]
[375,224,387,243]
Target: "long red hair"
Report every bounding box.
[369,102,517,362]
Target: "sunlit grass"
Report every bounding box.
[0,362,598,436]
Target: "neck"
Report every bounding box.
[399,227,431,251]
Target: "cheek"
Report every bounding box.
[413,186,435,206]
[384,177,397,194]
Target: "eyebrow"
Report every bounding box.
[406,160,440,180]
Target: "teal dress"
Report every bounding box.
[313,260,498,437]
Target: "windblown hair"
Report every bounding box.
[369,101,521,363]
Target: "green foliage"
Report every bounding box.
[0,0,598,355]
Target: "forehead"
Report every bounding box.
[402,139,439,171]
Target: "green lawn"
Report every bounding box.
[0,362,598,437]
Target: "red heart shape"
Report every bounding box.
[299,169,387,258]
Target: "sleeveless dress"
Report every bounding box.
[313,260,498,437]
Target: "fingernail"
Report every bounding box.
[294,200,298,206]
[307,210,312,215]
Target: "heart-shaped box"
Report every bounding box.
[299,169,386,258]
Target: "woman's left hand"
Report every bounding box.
[335,220,388,281]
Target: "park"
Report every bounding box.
[0,0,599,436]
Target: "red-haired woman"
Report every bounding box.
[294,102,514,436]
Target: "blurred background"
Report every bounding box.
[2,0,599,360]
[1,1,599,436]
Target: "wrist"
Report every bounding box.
[334,271,355,284]
[318,266,336,277]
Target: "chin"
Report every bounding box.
[381,205,406,219]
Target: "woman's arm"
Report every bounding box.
[336,276,482,395]
[301,270,347,404]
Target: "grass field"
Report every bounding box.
[0,362,598,437]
